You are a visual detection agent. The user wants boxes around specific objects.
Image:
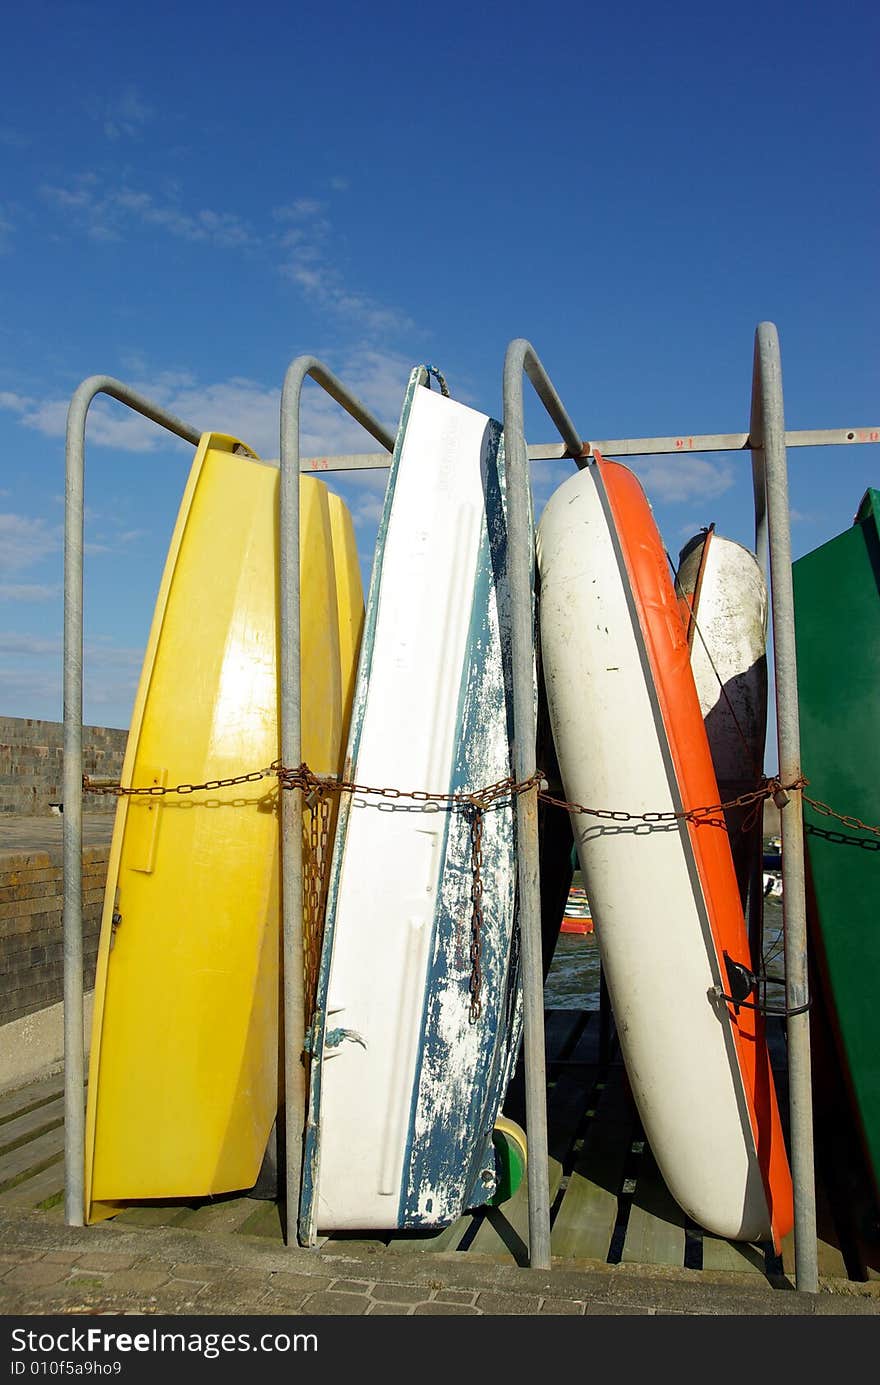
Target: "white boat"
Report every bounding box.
[763,872,783,898]
[675,527,768,910]
[536,455,792,1247]
[300,368,528,1237]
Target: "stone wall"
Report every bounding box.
[0,842,107,1026]
[0,717,128,816]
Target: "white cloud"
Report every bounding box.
[281,247,414,334]
[0,630,142,727]
[1,349,413,466]
[0,582,60,602]
[629,455,736,505]
[0,513,60,573]
[274,199,413,336]
[275,198,326,221]
[40,178,256,249]
[0,631,59,656]
[37,172,410,335]
[102,88,154,141]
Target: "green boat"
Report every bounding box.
[793,487,880,1211]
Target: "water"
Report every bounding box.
[543,890,785,1011]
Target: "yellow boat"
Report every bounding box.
[84,432,363,1222]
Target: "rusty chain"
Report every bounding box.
[468,806,484,1022]
[801,792,880,839]
[82,765,877,1028]
[537,775,810,831]
[85,762,880,837]
[81,767,274,797]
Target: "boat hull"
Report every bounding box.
[301,371,526,1236]
[84,436,362,1220]
[675,529,768,912]
[536,457,792,1247]
[794,488,880,1203]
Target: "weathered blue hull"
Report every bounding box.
[300,368,527,1237]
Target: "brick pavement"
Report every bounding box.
[0,1208,877,1318]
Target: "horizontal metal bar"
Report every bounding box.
[298,426,879,473]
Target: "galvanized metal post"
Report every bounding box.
[63,378,201,1226]
[279,359,394,1246]
[749,324,819,1292]
[502,339,585,1270]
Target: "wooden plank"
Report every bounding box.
[550,1068,635,1262]
[0,1124,65,1192]
[384,1217,472,1254]
[0,1097,63,1157]
[781,1176,850,1281]
[0,1074,65,1125]
[545,1009,589,1064]
[701,1233,770,1276]
[234,1199,285,1241]
[464,1157,564,1262]
[621,1145,687,1268]
[0,1156,65,1209]
[174,1196,269,1236]
[545,1017,600,1166]
[111,1202,199,1229]
[494,1009,588,1133]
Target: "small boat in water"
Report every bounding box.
[560,884,593,934]
[763,872,783,898]
[537,454,793,1247]
[300,368,526,1237]
[794,487,880,1207]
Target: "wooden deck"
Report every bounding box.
[1,1009,873,1285]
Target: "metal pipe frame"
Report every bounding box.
[502,339,587,1270]
[63,378,202,1226]
[749,323,818,1292]
[62,344,872,1273]
[278,358,394,1245]
[298,425,878,474]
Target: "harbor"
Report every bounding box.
[2,324,878,1320]
[1,821,877,1316]
[0,1012,878,1315]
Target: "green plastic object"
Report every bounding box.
[793,487,880,1202]
[490,1118,527,1206]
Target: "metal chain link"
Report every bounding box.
[536,775,810,829]
[82,763,879,1030]
[303,786,332,1021]
[802,792,880,839]
[468,806,484,1023]
[84,765,880,840]
[82,767,274,797]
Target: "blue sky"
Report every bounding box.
[1,0,877,738]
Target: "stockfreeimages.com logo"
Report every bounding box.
[11,1327,317,1364]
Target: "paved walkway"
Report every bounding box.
[1,813,114,861]
[1,1207,878,1317]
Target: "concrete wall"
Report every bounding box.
[0,717,127,816]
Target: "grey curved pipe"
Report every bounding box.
[279,357,394,1245]
[63,377,201,1226]
[502,339,585,1269]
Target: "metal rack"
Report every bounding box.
[62,324,878,1292]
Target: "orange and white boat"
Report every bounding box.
[560,885,593,935]
[536,454,793,1248]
